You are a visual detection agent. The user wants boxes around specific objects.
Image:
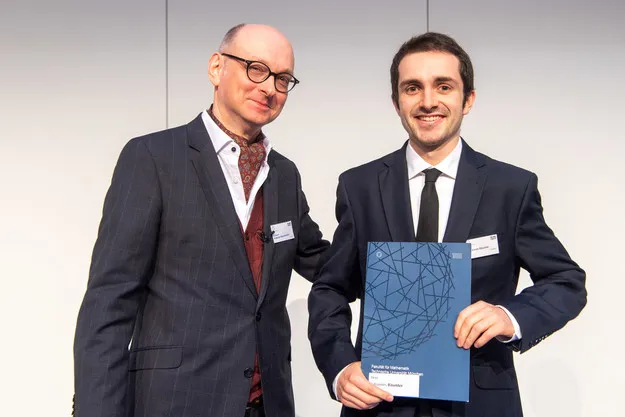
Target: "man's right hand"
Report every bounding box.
[336,361,394,409]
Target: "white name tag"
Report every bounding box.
[466,234,499,259]
[369,371,421,397]
[270,221,295,243]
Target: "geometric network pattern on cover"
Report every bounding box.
[362,242,455,361]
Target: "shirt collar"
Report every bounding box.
[406,138,463,180]
[201,107,272,157]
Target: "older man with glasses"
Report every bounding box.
[73,23,329,417]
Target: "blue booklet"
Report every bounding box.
[361,242,471,402]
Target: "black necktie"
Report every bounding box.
[416,168,442,242]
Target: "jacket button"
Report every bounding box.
[244,367,254,378]
[256,312,261,322]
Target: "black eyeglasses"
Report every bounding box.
[221,53,299,93]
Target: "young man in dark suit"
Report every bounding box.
[74,23,329,417]
[308,32,586,417]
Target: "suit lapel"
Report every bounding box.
[186,115,257,298]
[379,142,416,242]
[443,140,487,243]
[257,154,279,308]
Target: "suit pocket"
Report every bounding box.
[472,365,518,389]
[128,346,183,371]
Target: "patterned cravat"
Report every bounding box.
[208,106,266,202]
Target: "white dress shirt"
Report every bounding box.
[406,137,462,240]
[332,139,521,397]
[201,110,272,231]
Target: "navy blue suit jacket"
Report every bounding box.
[74,114,329,417]
[308,141,586,417]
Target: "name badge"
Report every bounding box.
[466,234,499,259]
[270,221,295,243]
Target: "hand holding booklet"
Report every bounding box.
[361,242,471,402]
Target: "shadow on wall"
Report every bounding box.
[287,297,342,417]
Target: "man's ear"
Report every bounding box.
[463,90,476,115]
[208,53,222,87]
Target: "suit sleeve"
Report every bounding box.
[308,176,361,397]
[73,138,161,417]
[292,166,330,281]
[503,173,587,353]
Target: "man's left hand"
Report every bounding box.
[454,301,514,349]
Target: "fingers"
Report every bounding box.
[338,386,380,410]
[454,302,513,349]
[338,371,381,409]
[360,380,394,404]
[454,301,488,347]
[454,301,486,338]
[337,362,394,410]
[473,322,504,348]
[350,369,394,402]
[462,312,498,348]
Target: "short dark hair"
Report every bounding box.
[219,23,246,51]
[390,32,474,106]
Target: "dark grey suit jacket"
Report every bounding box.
[74,114,329,417]
[308,141,586,417]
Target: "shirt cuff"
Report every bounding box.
[496,305,522,343]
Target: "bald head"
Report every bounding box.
[218,23,245,51]
[219,24,294,70]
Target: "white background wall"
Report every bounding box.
[1,1,623,416]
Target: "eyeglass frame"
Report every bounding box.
[220,52,300,93]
